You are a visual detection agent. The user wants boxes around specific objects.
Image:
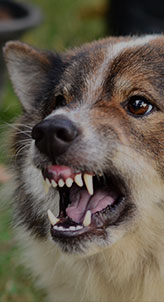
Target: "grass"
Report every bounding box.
[0,0,106,301]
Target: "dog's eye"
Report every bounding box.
[126,96,154,117]
[55,95,67,109]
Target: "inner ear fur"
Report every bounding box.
[3,41,52,112]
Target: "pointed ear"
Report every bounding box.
[3,41,53,112]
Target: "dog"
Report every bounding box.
[3,34,164,301]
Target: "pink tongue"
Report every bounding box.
[66,186,116,223]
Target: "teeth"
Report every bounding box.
[83,174,94,195]
[43,171,95,193]
[76,225,83,230]
[46,178,51,186]
[58,179,65,187]
[66,178,73,188]
[58,226,65,231]
[47,209,59,225]
[83,210,92,227]
[53,225,83,231]
[74,173,83,187]
[43,178,51,194]
[69,226,76,231]
[51,179,57,188]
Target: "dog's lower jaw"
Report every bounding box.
[16,213,164,302]
[20,161,164,301]
[13,131,164,301]
[32,162,135,254]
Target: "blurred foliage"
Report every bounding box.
[0,0,106,127]
[0,0,106,300]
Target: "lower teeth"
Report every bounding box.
[48,207,92,229]
[53,225,83,232]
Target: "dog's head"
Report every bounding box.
[4,35,164,254]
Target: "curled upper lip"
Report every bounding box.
[42,165,96,195]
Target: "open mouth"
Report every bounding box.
[42,165,127,240]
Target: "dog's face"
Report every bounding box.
[4,35,164,254]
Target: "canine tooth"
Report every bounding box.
[74,173,83,187]
[83,210,91,227]
[58,179,65,187]
[51,179,57,188]
[43,178,51,194]
[66,178,73,188]
[47,209,59,225]
[83,174,94,195]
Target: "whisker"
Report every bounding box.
[15,143,31,160]
[13,123,33,129]
[5,122,33,132]
[12,139,32,147]
[14,131,31,138]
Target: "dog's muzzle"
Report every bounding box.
[31,115,79,161]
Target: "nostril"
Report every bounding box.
[55,126,78,142]
[31,116,79,159]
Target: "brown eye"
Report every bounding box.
[127,96,154,116]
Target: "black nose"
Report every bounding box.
[32,115,79,160]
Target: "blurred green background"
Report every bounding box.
[0,0,106,301]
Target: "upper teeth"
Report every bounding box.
[58,179,65,187]
[43,173,94,196]
[51,179,57,188]
[65,177,73,188]
[43,178,51,193]
[83,174,94,195]
[74,173,83,187]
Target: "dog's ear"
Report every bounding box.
[3,41,57,112]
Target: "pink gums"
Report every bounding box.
[47,165,75,182]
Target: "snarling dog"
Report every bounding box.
[4,35,164,301]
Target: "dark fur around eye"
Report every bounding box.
[55,95,67,109]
